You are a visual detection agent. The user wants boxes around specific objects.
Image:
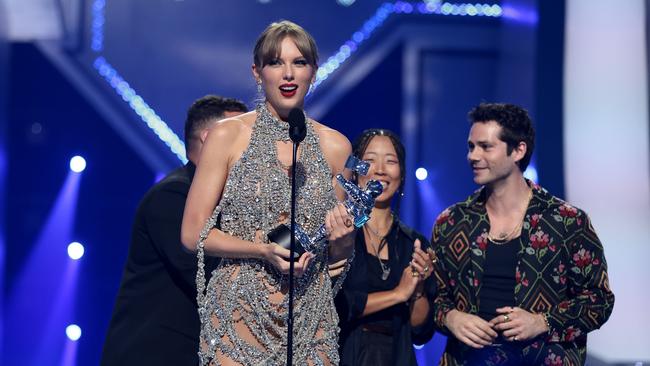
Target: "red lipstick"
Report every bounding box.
[279,83,298,98]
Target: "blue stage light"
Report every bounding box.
[337,0,356,6]
[67,242,85,260]
[415,167,428,181]
[311,1,502,90]
[91,0,503,154]
[69,156,86,173]
[491,4,503,16]
[66,324,82,341]
[91,0,105,52]
[93,57,187,163]
[524,165,538,183]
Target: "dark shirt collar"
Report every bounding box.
[185,161,196,180]
[464,178,553,212]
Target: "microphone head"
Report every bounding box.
[288,108,307,143]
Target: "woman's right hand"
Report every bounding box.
[325,203,356,242]
[395,266,420,302]
[263,243,314,276]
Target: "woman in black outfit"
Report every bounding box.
[335,129,437,366]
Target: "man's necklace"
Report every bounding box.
[487,188,533,245]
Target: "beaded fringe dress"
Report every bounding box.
[195,103,343,365]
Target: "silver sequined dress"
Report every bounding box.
[195,103,341,365]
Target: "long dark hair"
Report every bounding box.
[352,128,406,259]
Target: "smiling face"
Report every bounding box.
[252,37,316,119]
[467,121,526,186]
[358,135,402,206]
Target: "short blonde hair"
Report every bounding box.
[253,20,319,69]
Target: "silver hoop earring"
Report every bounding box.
[256,81,263,95]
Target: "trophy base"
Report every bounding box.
[267,224,303,261]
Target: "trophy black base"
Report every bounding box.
[267,224,303,261]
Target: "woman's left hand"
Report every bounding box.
[410,239,434,280]
[325,202,355,242]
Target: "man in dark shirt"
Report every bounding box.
[430,103,614,365]
[101,95,247,365]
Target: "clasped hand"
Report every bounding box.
[395,239,436,302]
[445,306,548,349]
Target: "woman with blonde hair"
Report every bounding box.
[181,20,355,365]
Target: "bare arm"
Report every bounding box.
[180,117,311,273]
[361,239,432,325]
[181,118,261,256]
[317,127,352,202]
[409,283,430,327]
[362,266,418,316]
[317,125,356,263]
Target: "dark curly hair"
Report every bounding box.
[468,103,535,171]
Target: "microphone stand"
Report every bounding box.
[285,107,305,366]
[287,136,299,366]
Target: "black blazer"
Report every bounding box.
[101,163,217,365]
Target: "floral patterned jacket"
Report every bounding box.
[431,181,614,365]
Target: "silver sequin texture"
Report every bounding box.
[195,103,342,365]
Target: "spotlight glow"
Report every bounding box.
[66,324,82,341]
[69,156,86,173]
[523,165,538,183]
[67,242,85,260]
[415,167,428,181]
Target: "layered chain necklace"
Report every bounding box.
[487,188,533,245]
[364,213,394,280]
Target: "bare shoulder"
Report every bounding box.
[311,119,352,172]
[201,111,257,169]
[204,111,255,145]
[311,119,352,153]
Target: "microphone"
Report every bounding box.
[288,108,306,143]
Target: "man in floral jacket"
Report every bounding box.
[430,103,614,365]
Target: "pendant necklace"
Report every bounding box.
[365,214,393,280]
[487,188,533,245]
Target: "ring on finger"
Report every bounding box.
[411,270,419,277]
[423,265,430,273]
[344,218,353,227]
[503,314,510,322]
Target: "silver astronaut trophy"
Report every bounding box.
[292,155,383,253]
